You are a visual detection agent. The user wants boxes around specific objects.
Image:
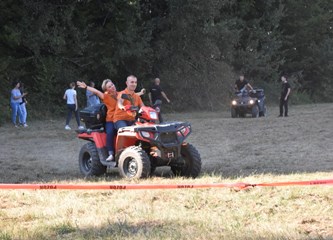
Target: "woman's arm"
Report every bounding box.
[136,88,146,96]
[77,81,104,100]
[13,92,27,100]
[117,98,125,110]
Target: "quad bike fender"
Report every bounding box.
[115,128,138,152]
[77,132,107,148]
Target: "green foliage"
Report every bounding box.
[280,0,333,99]
[50,222,76,235]
[0,231,12,240]
[0,0,332,122]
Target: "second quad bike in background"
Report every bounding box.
[230,88,267,118]
[76,95,202,179]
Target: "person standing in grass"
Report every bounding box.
[148,77,170,123]
[18,82,28,127]
[86,81,100,107]
[10,81,27,127]
[279,75,291,117]
[63,82,83,130]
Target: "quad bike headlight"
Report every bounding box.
[149,111,158,120]
[249,99,255,105]
[140,131,151,138]
[232,100,237,105]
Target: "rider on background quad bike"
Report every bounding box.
[77,94,202,179]
[230,88,267,118]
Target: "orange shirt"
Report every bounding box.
[103,92,117,122]
[113,88,143,122]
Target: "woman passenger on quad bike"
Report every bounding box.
[76,79,145,162]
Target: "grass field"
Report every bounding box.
[0,104,332,239]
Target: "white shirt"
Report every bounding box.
[64,89,77,104]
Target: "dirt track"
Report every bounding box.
[0,104,332,183]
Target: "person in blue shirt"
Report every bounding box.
[10,81,27,127]
[86,81,100,107]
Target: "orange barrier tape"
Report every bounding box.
[0,179,332,190]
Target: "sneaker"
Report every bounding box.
[78,125,85,130]
[23,124,28,127]
[109,161,116,167]
[65,125,71,130]
[106,155,114,162]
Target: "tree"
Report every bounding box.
[280,0,333,100]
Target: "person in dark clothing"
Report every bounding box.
[148,78,170,123]
[235,74,253,92]
[18,82,28,127]
[279,75,291,117]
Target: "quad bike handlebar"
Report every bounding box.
[124,104,139,112]
[235,89,256,94]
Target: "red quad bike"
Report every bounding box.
[76,94,201,179]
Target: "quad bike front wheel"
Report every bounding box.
[118,146,151,179]
[171,144,201,178]
[78,142,106,176]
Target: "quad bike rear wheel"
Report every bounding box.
[171,144,201,178]
[231,108,238,118]
[251,105,259,118]
[79,142,106,176]
[118,146,151,179]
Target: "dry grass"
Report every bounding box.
[0,103,332,239]
[1,174,332,240]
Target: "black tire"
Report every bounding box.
[78,142,106,176]
[171,144,201,178]
[150,165,157,175]
[231,108,237,118]
[118,146,151,179]
[251,105,259,118]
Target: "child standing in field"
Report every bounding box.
[63,82,84,130]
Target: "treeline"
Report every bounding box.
[1,0,332,121]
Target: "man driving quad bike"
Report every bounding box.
[235,74,254,93]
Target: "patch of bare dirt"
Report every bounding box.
[0,103,332,183]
